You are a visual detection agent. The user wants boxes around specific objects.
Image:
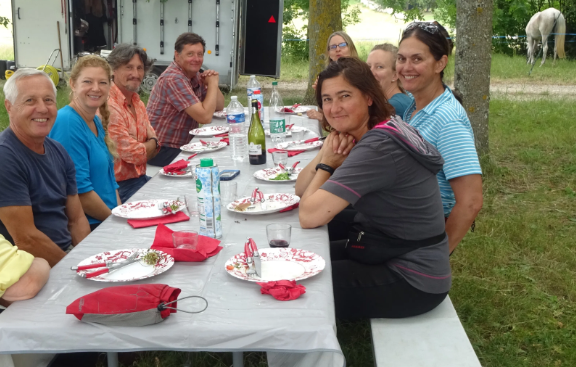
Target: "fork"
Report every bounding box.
[244,241,257,279]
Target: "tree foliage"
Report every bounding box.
[0,17,9,28]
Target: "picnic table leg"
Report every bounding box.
[232,351,244,367]
[107,352,119,367]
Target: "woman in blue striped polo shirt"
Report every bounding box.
[397,22,483,254]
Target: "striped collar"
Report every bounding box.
[405,86,453,123]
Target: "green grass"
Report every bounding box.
[0,44,14,61]
[490,53,576,85]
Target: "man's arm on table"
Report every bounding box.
[66,194,90,247]
[184,72,224,124]
[0,206,67,267]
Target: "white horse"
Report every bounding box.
[526,8,566,66]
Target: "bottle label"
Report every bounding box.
[270,118,286,134]
[248,142,262,155]
[227,113,245,124]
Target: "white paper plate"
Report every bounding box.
[275,140,323,151]
[253,167,302,182]
[112,199,186,219]
[190,126,229,136]
[282,106,313,114]
[159,168,194,178]
[76,248,174,282]
[224,248,325,282]
[264,126,314,137]
[180,141,227,153]
[226,193,300,215]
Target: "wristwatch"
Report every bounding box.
[148,137,159,150]
[315,163,335,175]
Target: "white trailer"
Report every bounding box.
[11,0,283,90]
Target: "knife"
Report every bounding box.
[248,238,262,279]
[283,136,321,148]
[75,252,140,278]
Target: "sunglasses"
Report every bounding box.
[329,42,348,50]
[405,22,439,34]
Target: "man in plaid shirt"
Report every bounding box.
[147,33,225,166]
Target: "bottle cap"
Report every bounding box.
[253,90,261,94]
[272,81,278,86]
[200,158,214,167]
[231,96,237,100]
[250,75,256,78]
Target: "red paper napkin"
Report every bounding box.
[267,148,306,157]
[215,133,229,137]
[163,159,189,175]
[220,138,229,145]
[128,211,190,229]
[257,280,306,301]
[279,203,299,213]
[151,224,223,262]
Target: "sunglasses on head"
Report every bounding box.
[405,22,439,34]
[329,42,348,50]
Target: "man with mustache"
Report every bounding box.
[107,44,160,203]
[0,69,90,267]
[147,32,225,166]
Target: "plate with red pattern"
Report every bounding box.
[224,248,325,282]
[275,140,323,151]
[253,167,303,182]
[226,193,300,214]
[75,248,174,282]
[180,141,227,153]
[189,126,229,136]
[111,199,186,219]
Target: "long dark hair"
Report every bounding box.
[316,57,394,133]
[400,21,452,80]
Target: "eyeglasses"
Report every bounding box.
[405,22,439,34]
[329,42,348,50]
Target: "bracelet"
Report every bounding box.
[315,163,335,175]
[148,137,159,149]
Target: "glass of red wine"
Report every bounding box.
[266,223,292,248]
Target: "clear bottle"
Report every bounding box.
[269,81,286,146]
[247,75,264,120]
[226,96,248,162]
[248,99,267,165]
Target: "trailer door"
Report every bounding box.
[12,0,71,69]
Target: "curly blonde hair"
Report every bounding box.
[69,55,117,158]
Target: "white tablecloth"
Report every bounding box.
[0,114,344,367]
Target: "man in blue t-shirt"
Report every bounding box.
[0,69,90,267]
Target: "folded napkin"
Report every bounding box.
[279,203,299,213]
[267,148,305,157]
[257,280,306,301]
[163,159,189,175]
[220,138,229,145]
[128,211,190,229]
[215,133,229,137]
[151,224,223,262]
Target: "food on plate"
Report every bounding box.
[270,172,291,181]
[162,199,184,215]
[234,202,252,212]
[142,251,159,266]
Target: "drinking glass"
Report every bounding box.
[292,129,305,141]
[272,151,288,167]
[266,223,292,248]
[220,181,238,205]
[172,231,198,250]
[185,194,199,217]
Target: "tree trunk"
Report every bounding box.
[454,0,493,155]
[303,0,342,104]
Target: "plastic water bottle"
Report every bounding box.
[226,96,248,162]
[247,75,264,121]
[269,81,286,146]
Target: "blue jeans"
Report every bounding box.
[117,175,151,203]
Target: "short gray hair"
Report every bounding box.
[3,68,57,104]
[107,44,153,73]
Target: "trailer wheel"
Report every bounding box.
[141,73,159,94]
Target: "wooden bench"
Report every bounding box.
[370,296,481,367]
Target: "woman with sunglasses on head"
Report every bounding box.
[397,22,483,254]
[296,57,450,319]
[366,43,412,118]
[307,31,359,121]
[49,56,121,231]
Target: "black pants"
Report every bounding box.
[147,146,182,167]
[329,209,447,319]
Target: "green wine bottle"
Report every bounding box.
[248,99,267,165]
